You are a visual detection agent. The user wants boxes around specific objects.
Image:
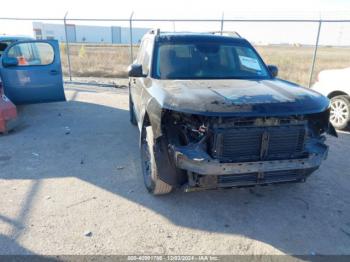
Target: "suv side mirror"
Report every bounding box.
[267,65,278,78]
[128,64,145,77]
[2,57,19,67]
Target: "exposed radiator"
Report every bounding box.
[211,124,306,163]
[217,169,311,186]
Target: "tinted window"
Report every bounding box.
[153,42,270,80]
[7,42,54,66]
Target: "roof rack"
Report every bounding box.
[208,31,242,38]
[147,28,160,35]
[145,29,242,38]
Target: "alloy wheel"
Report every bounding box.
[330,98,349,127]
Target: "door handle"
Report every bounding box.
[50,69,59,75]
[132,78,136,84]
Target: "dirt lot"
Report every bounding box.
[61,44,350,87]
[0,83,350,256]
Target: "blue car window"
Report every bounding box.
[7,42,54,66]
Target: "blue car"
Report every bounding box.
[0,36,65,104]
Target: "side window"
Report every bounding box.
[136,40,146,64]
[137,39,152,75]
[7,42,54,66]
[142,40,151,75]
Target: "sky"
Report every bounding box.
[1,0,350,45]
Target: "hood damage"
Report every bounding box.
[153,79,330,116]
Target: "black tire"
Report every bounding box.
[129,95,137,126]
[330,95,350,130]
[141,126,172,195]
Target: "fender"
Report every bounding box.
[139,97,186,186]
[139,96,163,142]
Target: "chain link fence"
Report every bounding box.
[1,16,349,87]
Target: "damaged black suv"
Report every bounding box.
[128,30,336,195]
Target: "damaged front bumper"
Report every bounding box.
[171,140,328,190]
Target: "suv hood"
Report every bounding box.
[152,79,329,116]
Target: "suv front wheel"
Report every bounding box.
[141,126,173,195]
[129,95,137,126]
[330,95,350,130]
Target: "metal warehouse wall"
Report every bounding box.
[33,22,66,41]
[120,27,149,44]
[75,25,112,43]
[111,26,122,43]
[32,22,148,44]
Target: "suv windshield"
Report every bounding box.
[153,40,270,80]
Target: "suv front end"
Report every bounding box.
[162,110,330,191]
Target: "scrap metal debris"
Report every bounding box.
[84,231,92,237]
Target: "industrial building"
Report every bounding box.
[32,22,148,44]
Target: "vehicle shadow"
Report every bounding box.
[1,94,350,255]
[0,234,34,255]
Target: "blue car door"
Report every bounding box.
[0,40,65,105]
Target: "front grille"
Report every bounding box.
[217,169,309,186]
[211,124,306,162]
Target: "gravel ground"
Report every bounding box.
[0,83,350,256]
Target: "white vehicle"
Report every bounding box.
[312,67,350,130]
